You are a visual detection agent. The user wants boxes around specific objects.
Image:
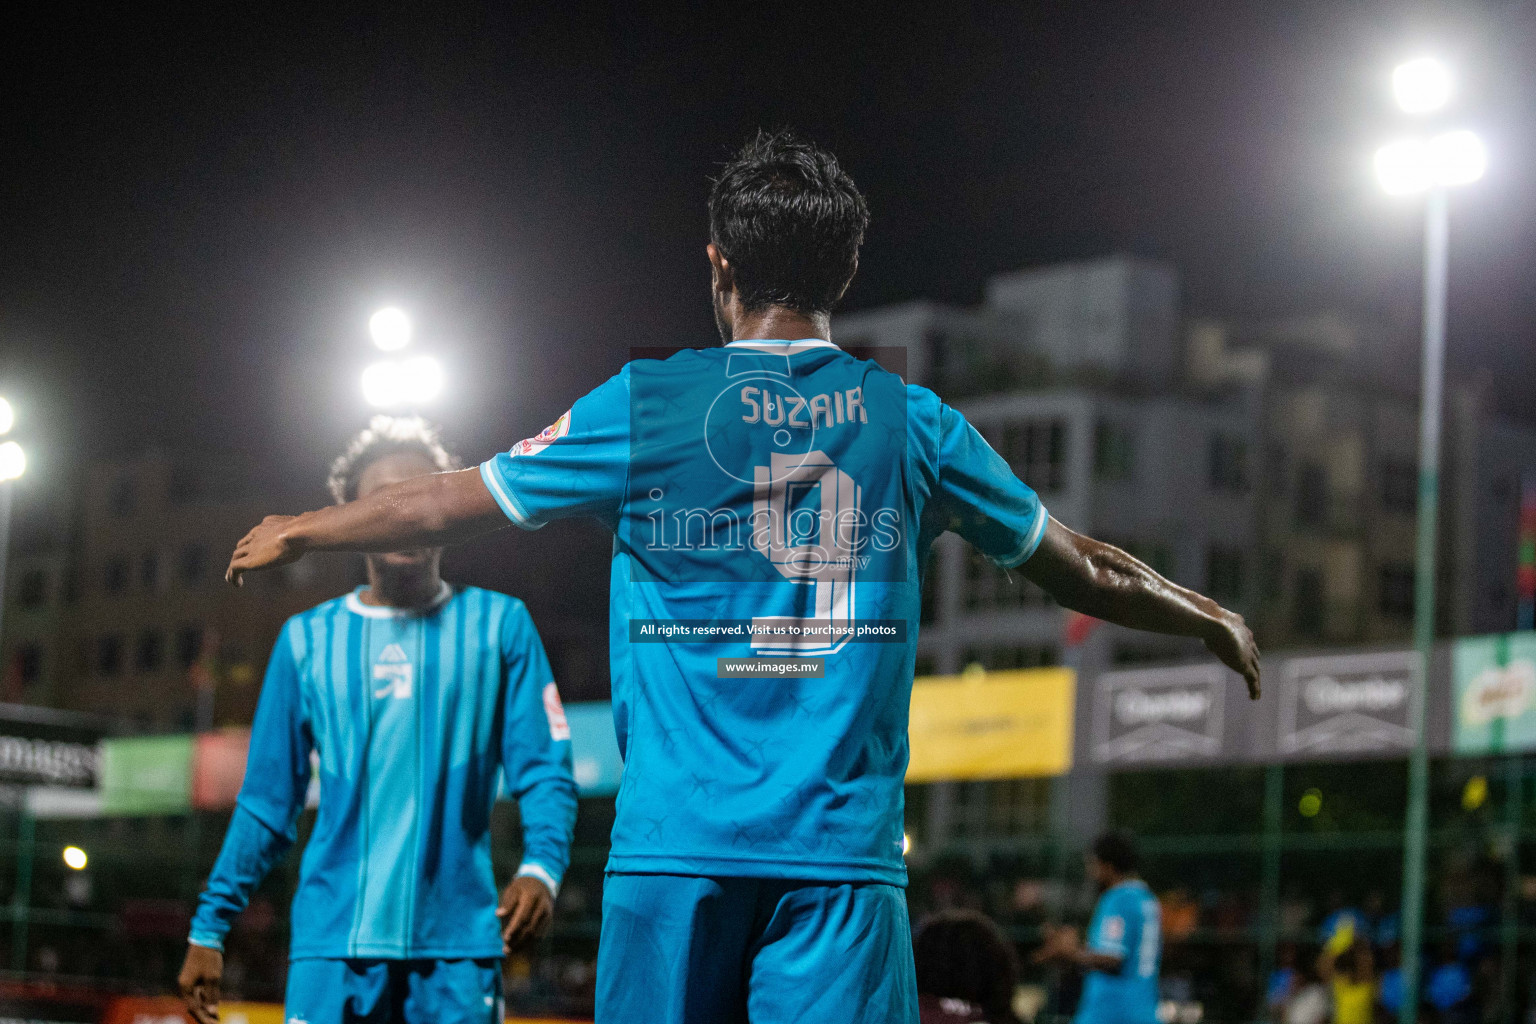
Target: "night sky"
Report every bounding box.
[2,3,1534,680]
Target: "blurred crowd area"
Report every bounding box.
[904,850,1536,1024]
[0,759,1534,1022]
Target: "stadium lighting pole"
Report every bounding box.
[1396,182,1446,1024]
[1372,56,1487,1024]
[0,402,27,972]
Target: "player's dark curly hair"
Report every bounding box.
[914,910,1021,1024]
[708,129,869,316]
[1092,829,1140,874]
[327,416,459,504]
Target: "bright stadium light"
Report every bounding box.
[368,307,413,351]
[1374,131,1486,195]
[1392,57,1453,114]
[0,442,25,482]
[400,355,444,402]
[1428,130,1487,186]
[62,846,87,871]
[362,360,403,408]
[0,398,14,436]
[1375,139,1434,195]
[362,357,444,409]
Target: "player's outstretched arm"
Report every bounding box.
[225,468,506,585]
[1019,518,1261,698]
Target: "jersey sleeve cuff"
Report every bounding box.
[515,861,561,898]
[188,932,225,952]
[999,508,1050,568]
[479,459,542,531]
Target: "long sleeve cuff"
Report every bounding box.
[515,861,562,899]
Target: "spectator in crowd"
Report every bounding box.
[1265,944,1301,1021]
[1425,943,1475,1024]
[1315,936,1374,1024]
[1279,952,1329,1024]
[914,910,1022,1024]
[1376,943,1404,1021]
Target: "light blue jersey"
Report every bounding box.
[480,340,1047,884]
[189,584,577,959]
[1077,880,1162,1024]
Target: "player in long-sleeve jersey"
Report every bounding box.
[178,418,577,1024]
[222,134,1259,1024]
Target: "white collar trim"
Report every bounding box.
[345,580,453,618]
[726,338,838,352]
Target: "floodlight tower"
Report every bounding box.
[1373,57,1486,1024]
[0,398,26,677]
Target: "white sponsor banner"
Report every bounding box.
[1092,663,1227,764]
[1278,651,1418,758]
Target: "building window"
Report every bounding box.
[1262,549,1286,602]
[179,545,207,584]
[963,548,1051,611]
[1206,546,1246,605]
[1293,569,1324,638]
[1380,563,1415,619]
[1266,443,1288,494]
[1381,460,1417,515]
[16,644,42,686]
[96,635,124,677]
[1295,462,1328,528]
[108,477,138,517]
[176,625,204,669]
[1094,419,1135,482]
[135,630,164,673]
[1001,420,1067,492]
[1207,432,1250,494]
[17,570,47,610]
[140,552,159,592]
[103,558,130,595]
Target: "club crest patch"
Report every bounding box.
[543,682,571,741]
[513,409,572,457]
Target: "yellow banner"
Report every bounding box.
[906,668,1075,782]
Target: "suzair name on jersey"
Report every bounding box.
[739,386,868,429]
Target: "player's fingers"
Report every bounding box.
[189,984,219,1024]
[530,899,552,939]
[503,894,537,949]
[501,892,530,941]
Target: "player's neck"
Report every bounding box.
[360,568,444,609]
[729,306,831,345]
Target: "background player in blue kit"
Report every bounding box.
[223,133,1260,1023]
[179,418,577,1024]
[1035,831,1162,1024]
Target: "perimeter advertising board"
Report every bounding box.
[0,708,101,789]
[906,668,1075,781]
[1090,663,1229,765]
[1453,632,1536,754]
[1278,650,1418,759]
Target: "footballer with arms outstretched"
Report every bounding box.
[181,418,577,1024]
[224,133,1259,1024]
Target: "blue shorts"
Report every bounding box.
[284,957,503,1024]
[596,874,918,1024]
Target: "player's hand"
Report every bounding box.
[178,944,223,1024]
[1030,923,1081,964]
[497,875,554,954]
[225,515,305,587]
[1204,609,1260,699]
